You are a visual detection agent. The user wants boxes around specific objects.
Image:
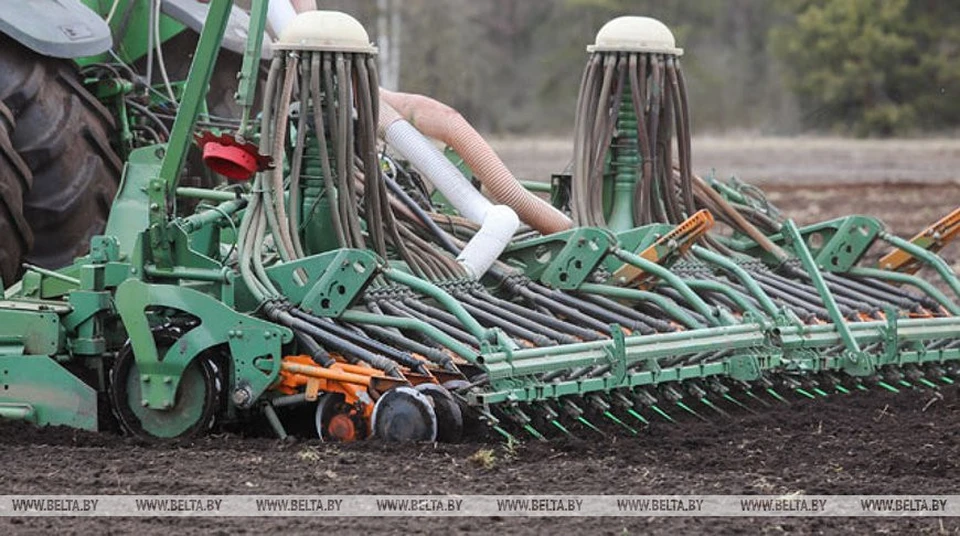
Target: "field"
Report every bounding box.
[2,137,960,534]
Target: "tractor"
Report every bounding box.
[0,0,268,287]
[0,0,958,444]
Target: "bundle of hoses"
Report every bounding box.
[571,48,788,261]
[234,48,449,377]
[572,51,694,228]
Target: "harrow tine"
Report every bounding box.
[898,380,914,389]
[626,408,650,425]
[700,398,730,418]
[766,388,790,404]
[721,393,758,415]
[917,378,939,389]
[524,424,547,441]
[941,376,955,385]
[794,388,816,400]
[742,389,772,408]
[812,388,830,397]
[603,411,639,435]
[876,381,900,393]
[649,405,676,423]
[492,425,517,443]
[550,419,573,436]
[834,385,851,394]
[577,416,605,435]
[675,401,708,421]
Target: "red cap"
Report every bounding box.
[202,141,258,181]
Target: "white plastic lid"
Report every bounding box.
[587,16,683,56]
[275,10,377,53]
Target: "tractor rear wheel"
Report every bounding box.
[0,35,122,285]
[0,101,32,287]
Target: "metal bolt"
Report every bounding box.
[141,399,149,407]
[232,387,252,406]
[141,375,150,382]
[163,376,172,385]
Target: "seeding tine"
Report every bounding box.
[626,408,650,425]
[504,407,547,441]
[685,381,727,417]
[588,395,637,435]
[603,411,639,435]
[917,378,940,389]
[766,388,790,404]
[722,393,757,414]
[905,366,939,390]
[876,381,900,393]
[661,386,707,421]
[493,425,517,443]
[550,419,573,436]
[538,402,575,437]
[563,400,605,436]
[742,389,772,408]
[577,416,605,435]
[675,400,708,421]
[700,398,731,418]
[820,373,850,395]
[882,368,913,390]
[780,375,803,392]
[524,424,547,441]
[649,405,676,424]
[708,380,757,414]
[799,377,829,398]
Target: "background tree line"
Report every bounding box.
[315,0,960,136]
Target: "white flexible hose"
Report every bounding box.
[456,205,519,278]
[267,0,298,36]
[379,100,519,278]
[384,120,490,222]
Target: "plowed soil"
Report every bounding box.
[2,140,960,535]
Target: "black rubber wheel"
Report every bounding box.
[0,101,32,288]
[0,34,122,276]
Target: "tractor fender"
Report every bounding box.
[162,0,273,60]
[0,0,271,61]
[0,0,112,59]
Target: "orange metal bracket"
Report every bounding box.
[878,207,960,274]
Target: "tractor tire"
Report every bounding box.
[0,34,122,280]
[0,101,32,288]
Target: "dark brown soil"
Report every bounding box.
[1,179,959,535]
[1,388,959,534]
